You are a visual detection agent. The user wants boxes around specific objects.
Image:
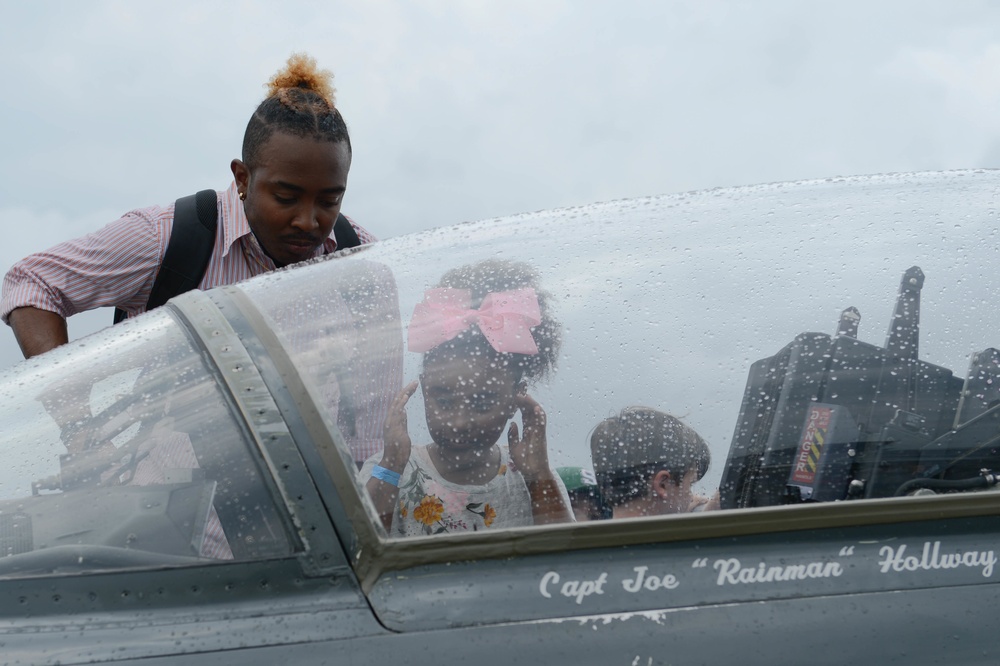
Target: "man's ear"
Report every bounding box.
[231,159,250,191]
[651,469,673,499]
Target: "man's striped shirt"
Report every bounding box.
[1,181,376,322]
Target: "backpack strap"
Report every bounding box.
[114,189,218,324]
[332,212,361,251]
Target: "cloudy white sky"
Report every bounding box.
[1,0,999,368]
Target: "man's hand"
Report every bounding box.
[8,307,68,359]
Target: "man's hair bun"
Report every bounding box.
[265,52,336,107]
[241,52,350,168]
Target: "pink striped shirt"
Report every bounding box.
[261,259,404,463]
[123,427,234,560]
[1,181,376,322]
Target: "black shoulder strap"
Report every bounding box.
[114,189,218,324]
[332,212,361,252]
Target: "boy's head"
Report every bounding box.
[590,407,710,516]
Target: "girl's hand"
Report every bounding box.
[507,392,550,481]
[509,393,573,525]
[380,380,418,472]
[368,380,419,533]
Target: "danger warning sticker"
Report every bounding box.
[790,405,833,486]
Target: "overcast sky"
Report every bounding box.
[1,0,999,368]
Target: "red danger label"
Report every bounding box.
[790,405,833,486]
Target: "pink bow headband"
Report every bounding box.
[408,287,541,355]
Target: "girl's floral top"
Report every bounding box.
[360,445,568,537]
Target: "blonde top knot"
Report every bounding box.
[242,52,350,168]
[265,52,336,108]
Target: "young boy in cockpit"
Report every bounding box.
[590,407,719,519]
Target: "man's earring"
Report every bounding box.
[239,191,246,201]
